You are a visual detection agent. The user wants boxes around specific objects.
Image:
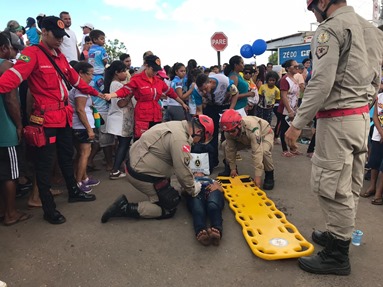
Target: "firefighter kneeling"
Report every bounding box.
[101,115,214,222]
[218,109,275,190]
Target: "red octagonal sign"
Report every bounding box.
[211,32,228,52]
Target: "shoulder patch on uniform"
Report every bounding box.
[182,145,191,153]
[184,157,190,166]
[19,54,30,63]
[316,46,329,60]
[252,127,259,133]
[317,31,330,44]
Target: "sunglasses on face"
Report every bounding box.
[244,71,253,75]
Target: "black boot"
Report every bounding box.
[312,230,330,247]
[68,185,96,203]
[263,170,274,190]
[218,160,231,177]
[44,210,66,225]
[298,233,351,275]
[101,195,140,223]
[156,207,177,220]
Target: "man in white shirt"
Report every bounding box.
[59,11,79,62]
[80,23,94,51]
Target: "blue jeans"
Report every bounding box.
[187,189,225,235]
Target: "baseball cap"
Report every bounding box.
[145,55,162,72]
[9,32,25,51]
[36,13,46,20]
[41,16,69,38]
[26,17,36,28]
[80,23,94,30]
[157,68,169,79]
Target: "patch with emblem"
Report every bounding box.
[316,46,329,59]
[317,31,330,44]
[182,145,191,153]
[184,157,190,166]
[195,159,201,167]
[19,54,30,63]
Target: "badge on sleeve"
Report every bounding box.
[184,156,190,166]
[316,46,329,59]
[317,31,330,44]
[19,54,30,63]
[182,145,191,153]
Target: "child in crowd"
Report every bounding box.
[88,29,108,92]
[104,61,134,180]
[186,172,225,246]
[25,17,41,45]
[361,92,383,205]
[69,62,100,193]
[256,71,280,124]
[79,36,92,62]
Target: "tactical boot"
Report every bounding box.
[263,170,275,190]
[298,233,351,275]
[156,207,177,220]
[68,185,96,203]
[312,230,330,247]
[101,195,140,223]
[218,160,231,177]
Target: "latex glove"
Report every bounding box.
[192,180,202,197]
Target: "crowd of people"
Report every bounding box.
[2,0,383,276]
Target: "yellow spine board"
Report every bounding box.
[218,175,314,260]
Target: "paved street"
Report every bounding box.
[1,141,383,287]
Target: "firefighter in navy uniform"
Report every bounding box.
[0,16,105,224]
[101,115,214,222]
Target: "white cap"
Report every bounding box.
[36,13,46,19]
[80,23,94,30]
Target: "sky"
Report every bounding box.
[0,0,376,68]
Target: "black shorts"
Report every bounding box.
[73,129,94,144]
[369,140,383,171]
[0,146,20,181]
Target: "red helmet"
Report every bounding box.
[220,109,242,131]
[307,0,315,10]
[192,115,214,144]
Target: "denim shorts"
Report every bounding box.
[73,129,93,144]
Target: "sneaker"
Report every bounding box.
[82,177,100,187]
[77,182,92,193]
[109,170,126,180]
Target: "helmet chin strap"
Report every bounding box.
[191,120,205,143]
[314,0,336,20]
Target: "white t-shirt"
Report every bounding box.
[60,28,78,62]
[80,33,89,52]
[372,93,383,141]
[69,88,95,130]
[106,81,134,137]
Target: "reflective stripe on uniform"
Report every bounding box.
[9,68,23,83]
[73,77,80,87]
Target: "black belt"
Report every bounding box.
[125,157,165,183]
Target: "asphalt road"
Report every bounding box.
[1,141,383,287]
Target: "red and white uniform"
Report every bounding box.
[115,71,179,138]
[0,42,99,128]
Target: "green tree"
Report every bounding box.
[104,39,127,63]
[268,52,278,65]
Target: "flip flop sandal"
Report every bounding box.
[290,150,303,155]
[282,151,295,158]
[361,190,376,198]
[4,212,33,226]
[207,227,221,246]
[196,229,211,246]
[371,198,383,205]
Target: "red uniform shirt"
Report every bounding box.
[116,71,178,122]
[0,42,99,128]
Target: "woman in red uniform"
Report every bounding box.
[105,55,188,140]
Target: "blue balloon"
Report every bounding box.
[252,39,267,56]
[240,44,253,59]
